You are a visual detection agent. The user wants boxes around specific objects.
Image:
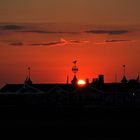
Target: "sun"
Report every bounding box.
[78,80,86,85]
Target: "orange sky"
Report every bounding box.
[0,23,140,85]
[0,0,140,85]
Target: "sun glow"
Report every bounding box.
[78,80,86,85]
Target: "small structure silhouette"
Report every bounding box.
[121,75,128,83]
[121,65,128,83]
[71,60,78,85]
[24,67,32,85]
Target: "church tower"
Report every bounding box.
[121,65,128,83]
[71,60,78,85]
[24,67,32,85]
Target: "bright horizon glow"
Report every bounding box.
[78,80,86,85]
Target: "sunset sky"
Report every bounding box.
[0,0,140,85]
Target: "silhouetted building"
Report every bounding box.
[128,75,140,84]
[24,76,32,85]
[0,63,140,105]
[86,78,89,85]
[71,75,78,85]
[92,78,98,86]
[92,75,104,89]
[71,60,78,86]
[24,67,32,85]
[121,75,128,83]
[121,65,128,83]
[98,75,104,84]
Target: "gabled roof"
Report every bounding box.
[16,84,45,94]
[0,83,75,94]
[0,84,23,93]
[46,85,69,94]
[1,82,140,95]
[72,85,104,95]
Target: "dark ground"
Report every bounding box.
[0,94,139,139]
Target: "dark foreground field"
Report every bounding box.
[0,94,140,139]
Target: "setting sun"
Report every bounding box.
[78,80,86,85]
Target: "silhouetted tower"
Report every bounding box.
[98,75,104,84]
[86,78,89,85]
[24,67,32,85]
[98,75,104,89]
[121,65,128,83]
[71,60,78,85]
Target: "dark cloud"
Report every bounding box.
[0,24,25,30]
[0,24,79,34]
[70,40,89,44]
[30,39,67,46]
[9,41,24,46]
[70,40,81,43]
[30,38,89,47]
[31,42,61,46]
[85,29,130,35]
[105,39,131,43]
[0,40,24,46]
[19,30,78,34]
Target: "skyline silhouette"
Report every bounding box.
[0,60,139,86]
[0,1,140,135]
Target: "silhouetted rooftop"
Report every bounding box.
[0,84,75,93]
[1,82,140,95]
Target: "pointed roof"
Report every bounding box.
[71,75,78,85]
[24,67,32,85]
[27,77,32,85]
[121,75,128,83]
[46,85,69,94]
[24,76,32,85]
